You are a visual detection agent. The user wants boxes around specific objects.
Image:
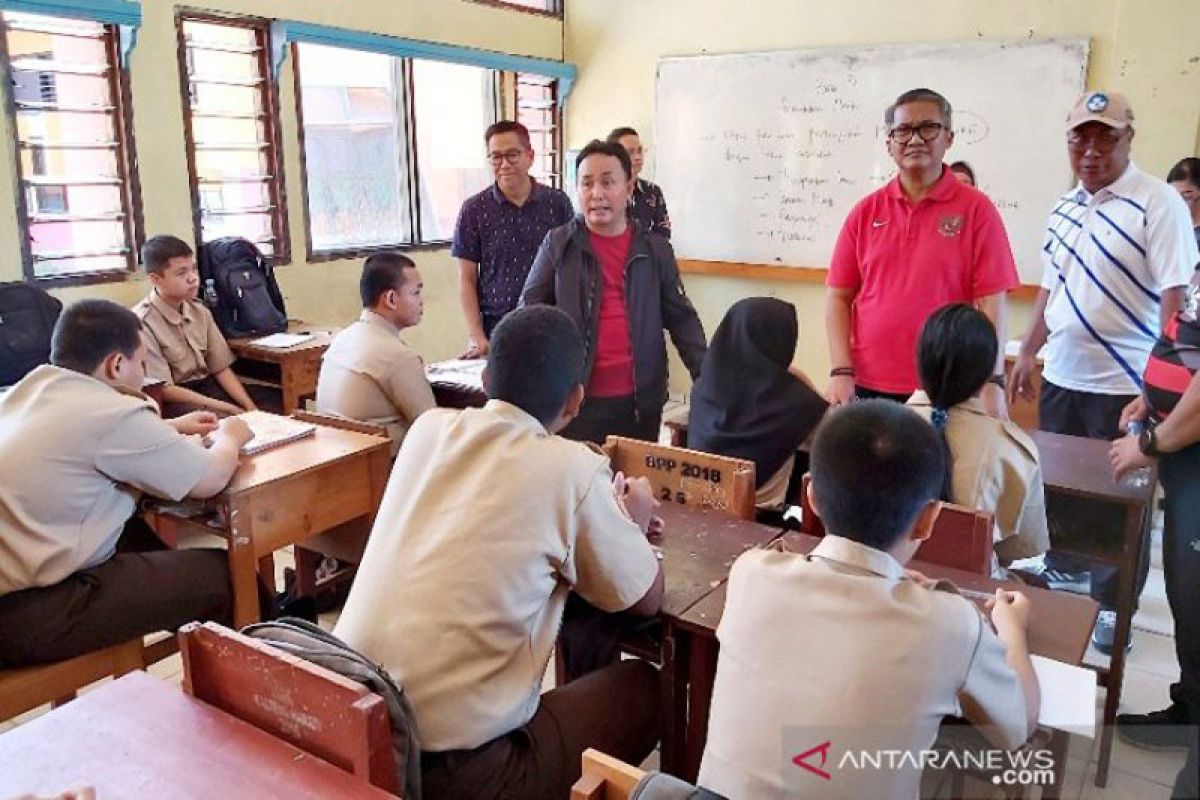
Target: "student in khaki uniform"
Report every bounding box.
[908,303,1050,570]
[316,252,436,455]
[334,306,663,800]
[698,401,1039,800]
[133,235,262,417]
[0,300,253,666]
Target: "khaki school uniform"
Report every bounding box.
[315,310,436,454]
[334,399,659,752]
[133,290,234,386]
[908,392,1051,564]
[698,536,1028,800]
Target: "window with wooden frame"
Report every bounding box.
[177,14,287,262]
[2,11,141,282]
[515,72,561,188]
[293,43,498,257]
[467,0,562,18]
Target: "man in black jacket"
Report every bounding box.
[520,139,706,444]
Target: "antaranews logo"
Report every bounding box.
[791,740,833,780]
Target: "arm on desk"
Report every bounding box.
[213,367,257,412]
[188,417,253,498]
[161,382,243,417]
[989,590,1040,737]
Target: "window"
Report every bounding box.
[3,12,141,281]
[178,16,287,261]
[295,44,497,255]
[515,73,561,188]
[469,0,562,16]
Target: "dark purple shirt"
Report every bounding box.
[451,180,574,321]
[630,178,671,239]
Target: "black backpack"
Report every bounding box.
[0,283,62,386]
[197,237,288,338]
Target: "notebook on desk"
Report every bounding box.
[237,410,316,455]
[249,331,316,349]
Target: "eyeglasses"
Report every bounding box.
[487,149,525,165]
[1066,130,1127,154]
[888,122,945,144]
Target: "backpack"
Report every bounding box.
[240,618,422,799]
[197,237,288,338]
[0,283,62,386]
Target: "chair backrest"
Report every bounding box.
[292,410,388,438]
[178,621,398,794]
[571,748,645,800]
[799,473,994,575]
[603,436,756,521]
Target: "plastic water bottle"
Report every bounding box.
[1125,420,1153,488]
[202,278,219,308]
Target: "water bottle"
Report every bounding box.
[1125,420,1153,488]
[202,278,219,308]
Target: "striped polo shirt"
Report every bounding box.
[1040,162,1199,394]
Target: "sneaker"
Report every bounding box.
[1040,567,1091,594]
[1117,704,1195,751]
[1091,608,1132,655]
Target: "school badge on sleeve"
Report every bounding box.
[937,214,964,238]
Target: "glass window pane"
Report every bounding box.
[195,148,268,179]
[33,253,126,278]
[297,43,411,250]
[200,210,274,242]
[191,82,263,117]
[411,60,494,241]
[21,147,119,179]
[30,219,126,255]
[191,116,264,147]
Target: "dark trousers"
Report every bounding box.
[1165,443,1200,798]
[162,375,280,418]
[1038,381,1149,609]
[481,312,506,338]
[854,385,912,403]
[420,658,660,800]
[0,517,233,666]
[561,394,662,446]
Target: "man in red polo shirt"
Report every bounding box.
[824,88,1019,414]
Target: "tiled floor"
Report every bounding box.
[2,532,1190,798]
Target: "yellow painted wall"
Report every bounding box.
[564,0,1200,394]
[0,0,564,362]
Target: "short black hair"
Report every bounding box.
[576,139,632,181]
[949,161,976,186]
[1167,157,1200,189]
[51,299,143,375]
[487,305,584,425]
[484,120,531,151]
[606,126,639,143]
[810,400,944,550]
[885,87,953,129]
[917,303,998,500]
[141,235,193,275]
[360,251,416,308]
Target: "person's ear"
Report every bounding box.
[805,478,821,520]
[944,128,955,148]
[909,499,942,544]
[481,365,491,395]
[563,383,585,419]
[97,351,123,383]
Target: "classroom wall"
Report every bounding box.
[564,0,1200,394]
[0,0,564,361]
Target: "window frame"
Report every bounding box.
[175,9,290,265]
[514,72,561,189]
[465,0,562,19]
[1,11,145,286]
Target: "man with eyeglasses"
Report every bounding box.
[452,120,574,358]
[825,87,1019,414]
[1009,92,1198,657]
[606,126,671,239]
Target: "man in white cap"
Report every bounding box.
[1010,91,1198,656]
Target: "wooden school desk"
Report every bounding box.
[1031,428,1156,786]
[425,358,488,408]
[650,502,786,774]
[227,324,332,414]
[146,421,391,627]
[0,671,394,799]
[667,530,1101,784]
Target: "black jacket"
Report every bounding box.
[520,216,706,422]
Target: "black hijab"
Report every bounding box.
[689,297,829,488]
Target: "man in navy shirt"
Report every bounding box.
[452,121,574,357]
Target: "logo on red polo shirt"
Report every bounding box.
[792,740,833,780]
[937,214,964,238]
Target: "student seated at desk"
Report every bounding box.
[315,252,435,455]
[133,234,270,417]
[334,305,663,800]
[688,297,828,509]
[0,300,252,667]
[698,401,1039,800]
[907,303,1050,571]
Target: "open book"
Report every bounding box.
[237,410,316,455]
[249,331,316,349]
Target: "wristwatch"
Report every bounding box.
[1137,426,1162,457]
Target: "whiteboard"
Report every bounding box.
[654,38,1089,285]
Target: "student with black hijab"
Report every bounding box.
[689,297,828,508]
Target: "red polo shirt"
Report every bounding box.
[827,165,1019,394]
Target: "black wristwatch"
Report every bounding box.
[987,374,1007,390]
[1138,426,1162,457]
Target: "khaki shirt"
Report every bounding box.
[333,400,659,751]
[698,537,1028,800]
[133,291,234,385]
[908,392,1050,564]
[315,311,436,454]
[0,366,213,595]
